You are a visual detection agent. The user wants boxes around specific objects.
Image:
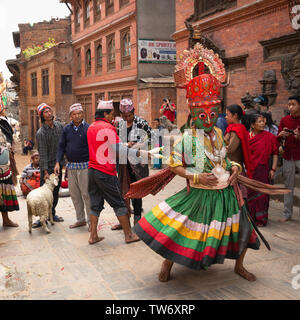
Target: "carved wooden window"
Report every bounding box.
[93,0,101,22]
[42,69,49,96]
[121,29,131,68]
[106,0,114,16]
[107,34,115,71]
[61,75,72,94]
[84,0,90,27]
[194,0,236,18]
[96,43,103,73]
[76,49,82,77]
[75,6,80,32]
[31,72,37,97]
[85,48,92,75]
[120,0,129,8]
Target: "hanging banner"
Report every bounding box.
[138,39,176,64]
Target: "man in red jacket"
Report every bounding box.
[277,95,300,222]
[87,100,149,244]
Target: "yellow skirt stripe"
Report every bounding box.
[151,205,239,242]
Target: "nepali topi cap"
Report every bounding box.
[97,100,114,110]
[119,98,134,113]
[69,103,83,114]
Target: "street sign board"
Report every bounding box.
[138,39,176,64]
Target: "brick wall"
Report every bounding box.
[71,0,138,121]
[19,18,71,54]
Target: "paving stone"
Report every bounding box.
[1,174,300,299]
[116,281,195,300]
[102,270,145,293]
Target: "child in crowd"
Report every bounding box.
[19,151,40,197]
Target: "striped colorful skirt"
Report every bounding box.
[0,170,19,212]
[134,186,260,270]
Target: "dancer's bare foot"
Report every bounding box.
[69,221,86,229]
[125,233,140,244]
[3,219,18,227]
[158,260,174,282]
[278,217,291,223]
[88,236,105,245]
[234,266,256,281]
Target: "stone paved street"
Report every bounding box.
[1,169,300,300]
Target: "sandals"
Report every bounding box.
[32,220,47,229]
[32,216,63,228]
[53,215,64,222]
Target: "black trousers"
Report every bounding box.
[88,168,127,217]
[127,164,142,217]
[40,165,62,216]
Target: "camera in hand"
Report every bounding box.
[284,128,295,134]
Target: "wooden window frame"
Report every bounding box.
[93,0,101,22]
[31,72,37,97]
[61,75,72,95]
[194,0,236,19]
[76,49,82,77]
[85,47,92,75]
[105,0,114,16]
[107,34,115,71]
[119,0,129,9]
[75,6,80,32]
[84,0,90,27]
[95,42,103,73]
[42,69,49,96]
[121,29,131,69]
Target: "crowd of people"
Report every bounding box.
[0,83,299,284]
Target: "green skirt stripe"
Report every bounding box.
[1,193,18,201]
[164,187,240,225]
[144,186,241,252]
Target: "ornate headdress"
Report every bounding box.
[173,42,228,109]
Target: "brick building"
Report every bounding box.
[60,0,176,124]
[7,18,73,143]
[173,0,297,127]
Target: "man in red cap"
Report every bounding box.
[32,103,64,228]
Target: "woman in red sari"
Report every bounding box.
[248,113,279,226]
[224,104,253,187]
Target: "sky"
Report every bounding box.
[0,0,70,81]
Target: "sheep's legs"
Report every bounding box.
[28,214,32,233]
[49,205,54,225]
[41,216,50,233]
[27,204,33,233]
[88,215,104,245]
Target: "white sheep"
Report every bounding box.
[27,173,59,233]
